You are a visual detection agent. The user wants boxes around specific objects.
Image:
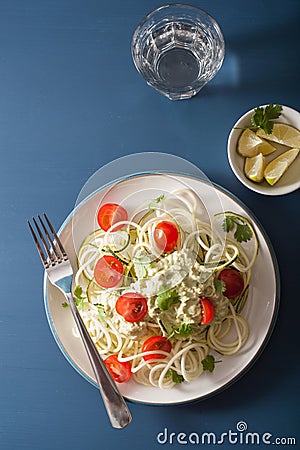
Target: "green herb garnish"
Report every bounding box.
[167,369,184,384]
[167,322,193,339]
[201,355,221,373]
[250,104,282,134]
[74,285,83,298]
[176,323,193,336]
[156,289,180,311]
[223,215,253,243]
[73,285,85,310]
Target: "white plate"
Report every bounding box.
[44,173,280,405]
[227,105,300,195]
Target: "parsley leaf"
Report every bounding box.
[250,104,282,134]
[156,289,180,311]
[167,369,184,384]
[176,323,193,336]
[73,285,85,310]
[223,215,235,233]
[74,285,83,298]
[235,222,252,242]
[149,194,165,211]
[223,215,253,243]
[265,103,283,120]
[201,355,219,372]
[168,322,193,338]
[61,302,69,308]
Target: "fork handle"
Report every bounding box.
[65,293,132,429]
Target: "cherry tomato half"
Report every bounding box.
[218,268,244,299]
[104,355,132,383]
[142,336,172,362]
[200,297,214,325]
[97,203,128,232]
[154,221,179,252]
[94,255,124,288]
[116,292,148,322]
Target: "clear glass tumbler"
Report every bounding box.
[131,4,225,100]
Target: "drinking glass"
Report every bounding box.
[131,4,225,100]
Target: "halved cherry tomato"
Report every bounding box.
[153,221,179,252]
[218,268,244,299]
[116,292,148,322]
[104,355,132,383]
[97,203,128,232]
[200,297,214,325]
[94,255,124,288]
[142,336,172,362]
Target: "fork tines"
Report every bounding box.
[28,213,68,269]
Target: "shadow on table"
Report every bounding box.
[195,16,300,98]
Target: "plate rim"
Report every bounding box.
[43,171,281,405]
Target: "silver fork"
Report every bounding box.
[28,213,132,429]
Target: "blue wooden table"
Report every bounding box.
[0,1,299,449]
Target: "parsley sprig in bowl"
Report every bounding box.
[227,104,300,195]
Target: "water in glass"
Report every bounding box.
[132,5,225,100]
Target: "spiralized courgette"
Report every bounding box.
[72,189,258,389]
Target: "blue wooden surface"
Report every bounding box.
[0,1,299,449]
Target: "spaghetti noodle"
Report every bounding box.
[71,189,257,388]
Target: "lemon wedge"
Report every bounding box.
[257,123,300,148]
[264,148,300,185]
[237,128,276,157]
[244,153,266,183]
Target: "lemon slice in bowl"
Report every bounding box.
[264,148,300,185]
[237,128,276,157]
[244,153,267,183]
[257,123,300,147]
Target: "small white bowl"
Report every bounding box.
[227,105,300,195]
